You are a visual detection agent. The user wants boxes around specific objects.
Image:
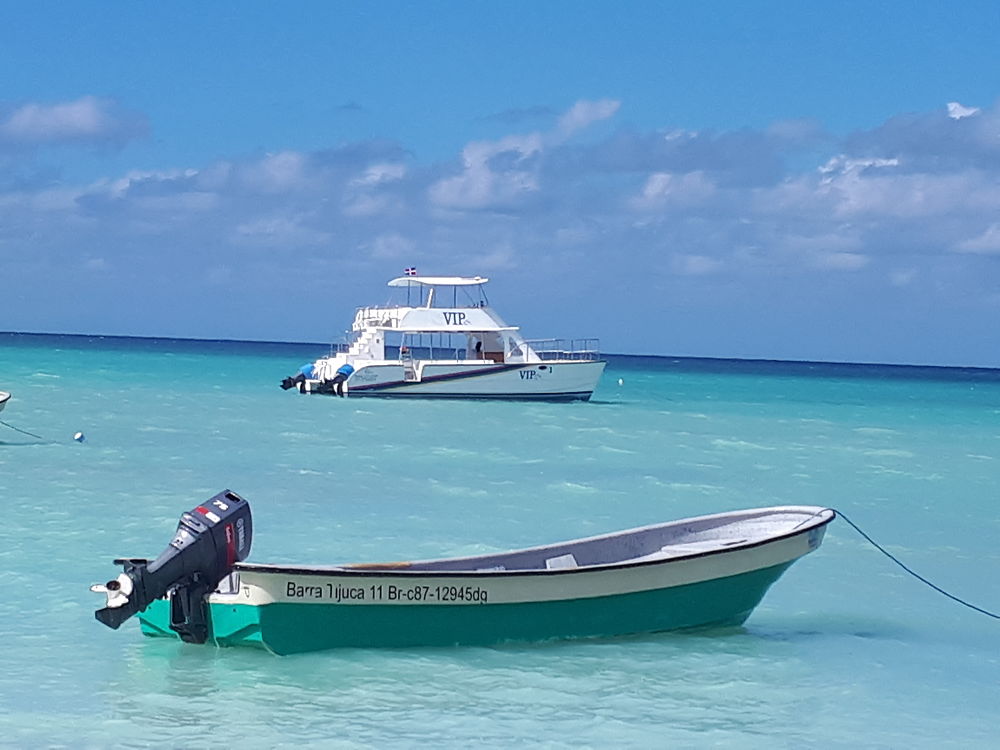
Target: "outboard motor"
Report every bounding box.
[280,373,305,391]
[281,363,315,392]
[91,490,253,644]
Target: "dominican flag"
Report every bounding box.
[404,267,417,276]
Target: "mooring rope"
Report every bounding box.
[835,509,1000,620]
[0,419,47,441]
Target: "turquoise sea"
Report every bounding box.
[1,332,998,749]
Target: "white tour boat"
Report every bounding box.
[281,275,606,401]
[0,391,10,413]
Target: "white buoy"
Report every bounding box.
[618,378,624,386]
[74,432,85,442]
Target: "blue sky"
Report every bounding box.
[3,1,1000,366]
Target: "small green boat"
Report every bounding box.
[92,491,834,655]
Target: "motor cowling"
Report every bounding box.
[92,490,253,643]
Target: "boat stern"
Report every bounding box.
[90,491,254,644]
[138,596,269,651]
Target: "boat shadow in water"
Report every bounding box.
[482,623,751,652]
[745,614,911,643]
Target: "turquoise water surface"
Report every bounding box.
[1,334,998,748]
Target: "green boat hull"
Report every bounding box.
[138,561,793,654]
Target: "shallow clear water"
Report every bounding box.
[1,334,998,748]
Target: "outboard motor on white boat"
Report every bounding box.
[91,490,252,644]
[280,373,306,391]
[281,362,315,392]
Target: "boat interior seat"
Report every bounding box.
[625,539,746,564]
[544,553,578,570]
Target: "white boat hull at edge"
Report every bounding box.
[312,360,606,400]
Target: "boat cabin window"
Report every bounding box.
[385,331,511,363]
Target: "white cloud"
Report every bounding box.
[765,118,826,144]
[955,223,1000,255]
[367,232,414,259]
[342,193,394,217]
[819,155,899,185]
[553,225,596,246]
[350,162,406,187]
[343,162,408,216]
[0,96,145,146]
[429,99,620,211]
[428,133,542,210]
[0,186,79,213]
[239,151,308,193]
[193,161,234,191]
[783,232,862,255]
[135,192,219,214]
[93,168,198,199]
[556,99,620,139]
[822,167,990,220]
[474,247,516,271]
[672,253,723,275]
[6,98,1000,364]
[630,171,716,211]
[234,214,331,247]
[947,102,980,120]
[771,232,869,271]
[812,251,869,271]
[842,103,1000,174]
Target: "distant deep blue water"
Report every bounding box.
[1,333,998,748]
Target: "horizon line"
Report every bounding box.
[2,329,997,373]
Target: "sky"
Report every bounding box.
[3,1,1000,366]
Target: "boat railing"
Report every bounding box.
[393,345,469,361]
[353,306,404,329]
[525,338,601,361]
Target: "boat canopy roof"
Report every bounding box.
[387,275,488,288]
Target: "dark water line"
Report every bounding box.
[0,418,46,441]
[3,331,1000,383]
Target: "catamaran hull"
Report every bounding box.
[136,520,828,654]
[310,360,606,401]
